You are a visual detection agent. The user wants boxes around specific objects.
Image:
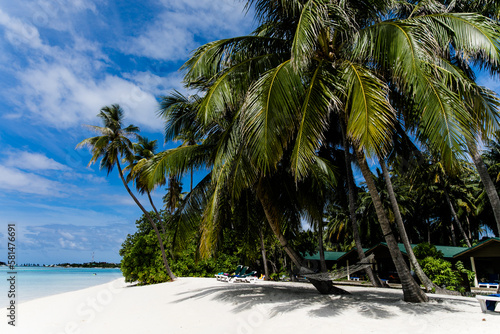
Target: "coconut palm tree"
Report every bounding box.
[77,105,176,281]
[127,136,168,233]
[159,91,204,192]
[164,0,499,301]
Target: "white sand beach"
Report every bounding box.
[2,277,498,334]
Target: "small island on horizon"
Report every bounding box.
[0,261,120,268]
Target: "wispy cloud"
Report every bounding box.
[124,0,251,61]
[5,151,70,171]
[0,165,65,196]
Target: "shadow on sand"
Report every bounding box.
[170,281,478,320]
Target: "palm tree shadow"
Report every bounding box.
[171,282,475,320]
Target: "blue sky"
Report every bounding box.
[1,2,500,266]
[0,0,254,265]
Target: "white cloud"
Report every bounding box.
[0,8,46,50]
[0,165,64,196]
[15,63,164,130]
[0,1,253,132]
[125,0,252,61]
[5,151,70,171]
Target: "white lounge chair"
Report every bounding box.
[476,295,500,313]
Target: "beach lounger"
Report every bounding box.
[478,282,500,289]
[226,266,249,282]
[215,265,242,281]
[232,270,258,283]
[476,294,500,313]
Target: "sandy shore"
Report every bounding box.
[1,277,498,333]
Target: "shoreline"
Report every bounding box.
[2,277,498,333]
[0,267,123,308]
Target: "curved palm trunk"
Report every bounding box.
[190,168,194,192]
[256,178,349,295]
[343,134,382,287]
[117,161,177,281]
[147,191,166,234]
[444,191,472,248]
[469,145,500,237]
[258,227,270,280]
[380,159,446,293]
[355,150,428,303]
[318,219,327,273]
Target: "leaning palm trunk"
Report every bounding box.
[444,190,472,248]
[355,150,428,303]
[380,159,454,294]
[258,227,270,280]
[117,161,176,281]
[256,178,349,295]
[147,191,166,234]
[318,219,327,273]
[343,134,382,287]
[469,144,500,237]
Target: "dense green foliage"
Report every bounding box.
[78,0,500,299]
[413,244,444,260]
[413,243,474,292]
[419,257,474,293]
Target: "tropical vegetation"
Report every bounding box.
[77,0,500,303]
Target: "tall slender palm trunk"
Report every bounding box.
[147,192,166,234]
[380,159,445,293]
[318,219,327,273]
[259,227,270,280]
[256,178,349,295]
[117,161,176,281]
[343,134,382,287]
[355,150,428,303]
[469,144,500,237]
[444,191,472,247]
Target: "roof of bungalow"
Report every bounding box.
[365,243,467,259]
[303,251,346,261]
[453,238,500,258]
[337,248,369,262]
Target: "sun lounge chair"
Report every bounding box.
[215,265,242,281]
[478,282,500,289]
[225,266,249,282]
[232,270,258,283]
[476,294,500,313]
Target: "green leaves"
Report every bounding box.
[242,60,303,173]
[291,62,340,180]
[343,61,395,157]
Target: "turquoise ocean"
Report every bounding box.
[0,267,123,307]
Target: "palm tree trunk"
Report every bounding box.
[355,149,428,303]
[256,178,349,295]
[190,167,194,192]
[116,161,177,281]
[147,191,166,234]
[380,158,442,293]
[469,144,500,237]
[258,226,270,280]
[444,191,471,247]
[318,219,327,273]
[343,133,382,287]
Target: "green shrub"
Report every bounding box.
[419,257,474,292]
[413,243,444,260]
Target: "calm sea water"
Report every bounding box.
[0,267,123,307]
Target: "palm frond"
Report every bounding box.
[342,61,395,157]
[291,62,340,180]
[242,60,304,173]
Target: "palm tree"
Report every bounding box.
[77,105,176,281]
[159,91,204,192]
[127,136,168,233]
[164,0,498,301]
